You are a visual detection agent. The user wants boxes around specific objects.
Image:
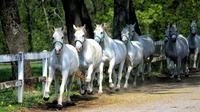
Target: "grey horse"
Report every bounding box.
[129,24,155,75]
[121,25,144,88]
[164,24,189,80]
[187,21,200,69]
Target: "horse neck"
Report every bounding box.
[167,40,176,50]
[132,33,140,41]
[103,31,113,46]
[126,40,132,49]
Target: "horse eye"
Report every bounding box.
[62,37,64,39]
[82,34,85,37]
[100,32,103,34]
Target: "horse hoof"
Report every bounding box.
[86,78,91,82]
[98,90,103,94]
[177,77,181,81]
[133,83,137,88]
[87,91,94,95]
[109,83,115,88]
[123,84,128,89]
[170,75,174,79]
[56,104,63,110]
[43,97,49,101]
[116,85,120,89]
[80,90,87,95]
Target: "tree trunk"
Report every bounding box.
[0,0,32,79]
[62,0,93,44]
[24,0,33,52]
[113,0,141,40]
[127,0,141,35]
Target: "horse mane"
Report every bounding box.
[102,25,112,37]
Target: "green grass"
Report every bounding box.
[0,88,45,112]
[0,64,12,82]
[0,62,43,112]
[0,62,42,82]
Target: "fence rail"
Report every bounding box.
[0,50,49,103]
[0,40,165,103]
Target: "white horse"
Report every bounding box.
[43,27,79,108]
[121,26,144,88]
[73,25,104,94]
[94,24,127,89]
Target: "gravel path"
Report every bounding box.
[26,72,200,112]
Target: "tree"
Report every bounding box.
[113,0,140,40]
[24,0,33,52]
[62,0,93,43]
[0,0,32,79]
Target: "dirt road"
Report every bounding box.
[27,72,200,112]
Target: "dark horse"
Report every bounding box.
[164,24,189,80]
[187,21,200,69]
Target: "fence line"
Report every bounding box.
[0,40,164,103]
[0,50,49,103]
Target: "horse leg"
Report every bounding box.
[43,66,54,101]
[108,59,115,88]
[87,71,95,94]
[98,62,104,94]
[53,74,59,103]
[124,65,133,89]
[78,78,87,95]
[113,69,118,86]
[140,59,145,82]
[66,75,74,102]
[147,56,153,74]
[57,71,69,107]
[193,48,198,69]
[86,65,94,82]
[116,60,125,89]
[177,58,181,81]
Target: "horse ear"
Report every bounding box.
[83,24,86,29]
[173,24,177,31]
[133,23,136,28]
[73,24,77,30]
[51,26,55,32]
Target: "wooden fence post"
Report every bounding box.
[42,50,48,95]
[18,52,24,103]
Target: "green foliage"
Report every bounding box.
[0,0,200,53]
[135,0,200,40]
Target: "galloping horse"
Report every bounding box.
[94,24,127,89]
[43,27,79,108]
[73,25,104,94]
[121,25,144,88]
[164,24,189,80]
[129,24,155,75]
[187,21,200,69]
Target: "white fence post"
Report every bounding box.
[42,50,48,95]
[18,52,24,103]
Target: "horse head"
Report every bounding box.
[190,20,197,35]
[121,25,132,43]
[73,24,87,52]
[166,24,178,42]
[52,27,65,55]
[129,23,139,39]
[94,24,106,43]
